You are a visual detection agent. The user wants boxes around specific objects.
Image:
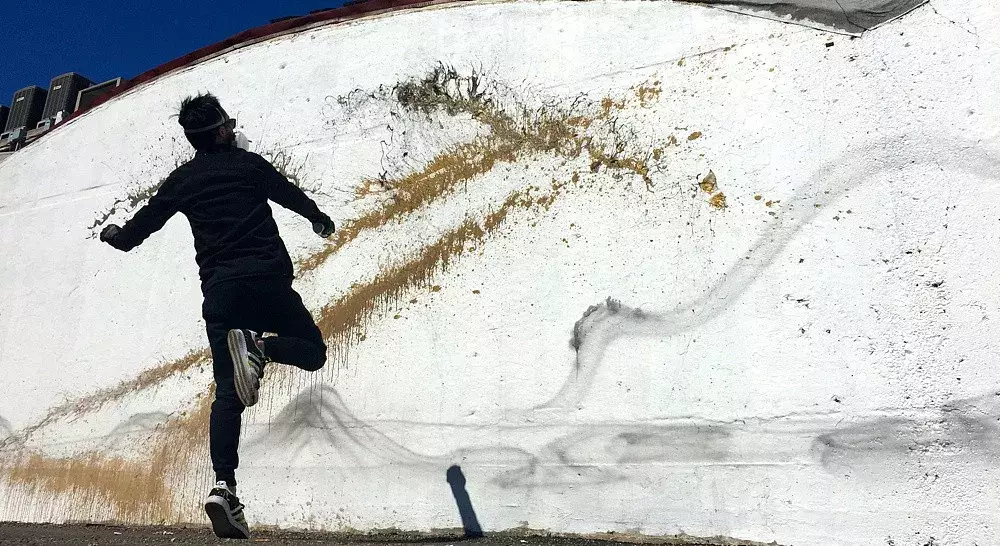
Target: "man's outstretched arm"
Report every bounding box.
[100,178,181,251]
[255,155,334,237]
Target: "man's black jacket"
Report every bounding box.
[106,147,328,293]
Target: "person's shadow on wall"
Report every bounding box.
[447,465,484,538]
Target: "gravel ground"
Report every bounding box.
[0,523,739,546]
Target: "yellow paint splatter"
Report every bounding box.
[699,170,718,194]
[2,395,212,524]
[635,79,663,107]
[599,97,627,118]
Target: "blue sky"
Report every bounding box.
[0,1,348,105]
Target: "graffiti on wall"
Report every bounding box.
[2,56,999,533]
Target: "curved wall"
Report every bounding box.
[1,1,998,544]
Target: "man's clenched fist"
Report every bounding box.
[100,224,121,244]
[312,215,335,238]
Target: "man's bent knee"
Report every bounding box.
[304,342,327,372]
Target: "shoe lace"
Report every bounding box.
[215,488,242,508]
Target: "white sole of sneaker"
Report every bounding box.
[227,330,258,407]
[205,496,251,539]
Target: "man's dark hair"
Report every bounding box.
[178,93,226,151]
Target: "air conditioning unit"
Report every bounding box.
[36,118,53,131]
[42,73,93,123]
[5,86,48,133]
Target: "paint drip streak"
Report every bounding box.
[1,395,212,524]
[314,189,540,368]
[1,349,210,450]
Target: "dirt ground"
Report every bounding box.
[0,523,736,546]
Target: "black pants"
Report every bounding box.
[202,276,327,486]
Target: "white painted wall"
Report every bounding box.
[1,1,999,544]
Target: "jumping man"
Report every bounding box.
[100,93,334,540]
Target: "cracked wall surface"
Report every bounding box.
[0,0,998,545]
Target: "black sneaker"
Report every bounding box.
[228,329,267,407]
[204,481,251,539]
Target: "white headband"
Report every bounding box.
[183,106,230,134]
